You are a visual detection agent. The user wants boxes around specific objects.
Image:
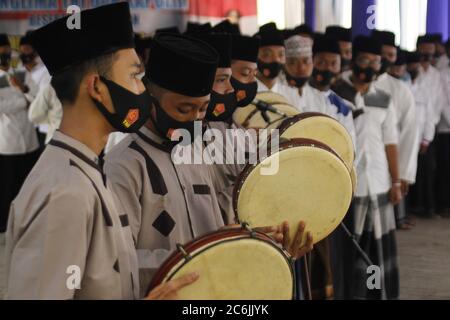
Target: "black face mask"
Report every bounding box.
[408,68,420,81]
[19,52,37,65]
[257,60,283,79]
[419,53,433,63]
[230,77,258,108]
[341,58,352,71]
[379,58,393,75]
[205,91,238,122]
[284,71,309,88]
[149,96,201,146]
[0,53,11,68]
[92,76,152,133]
[353,65,377,83]
[311,68,337,87]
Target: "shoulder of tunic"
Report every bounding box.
[364,88,391,109]
[331,79,357,105]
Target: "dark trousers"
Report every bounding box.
[434,133,450,213]
[0,150,40,232]
[407,141,436,216]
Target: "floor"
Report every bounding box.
[1,216,450,299]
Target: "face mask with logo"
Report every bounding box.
[230,77,258,108]
[353,65,377,83]
[0,53,11,68]
[312,68,337,87]
[149,95,202,146]
[257,60,283,79]
[379,58,393,75]
[205,90,238,122]
[284,71,309,88]
[92,76,152,133]
[19,52,37,65]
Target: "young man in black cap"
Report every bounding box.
[255,23,303,111]
[405,51,437,220]
[372,30,418,230]
[325,26,353,72]
[103,33,228,297]
[436,36,450,70]
[0,34,40,235]
[299,34,356,147]
[332,36,400,300]
[5,3,197,300]
[409,35,446,218]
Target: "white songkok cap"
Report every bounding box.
[284,35,313,58]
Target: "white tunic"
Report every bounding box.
[437,67,450,134]
[299,83,357,151]
[332,72,399,197]
[374,73,419,183]
[28,83,62,144]
[405,76,436,143]
[417,65,445,128]
[0,69,39,155]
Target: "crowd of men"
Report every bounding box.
[0,2,449,300]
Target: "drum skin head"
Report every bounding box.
[233,91,299,129]
[279,113,355,172]
[161,237,294,300]
[235,140,352,246]
[254,91,290,105]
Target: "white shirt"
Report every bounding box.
[374,73,419,183]
[436,54,449,71]
[28,83,62,144]
[417,65,445,128]
[299,83,357,151]
[19,59,51,134]
[256,77,303,112]
[0,69,39,155]
[437,67,450,133]
[405,76,436,143]
[334,71,398,197]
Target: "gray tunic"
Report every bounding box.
[104,126,225,297]
[205,121,253,224]
[5,131,139,299]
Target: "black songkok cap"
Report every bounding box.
[29,2,134,75]
[394,48,407,66]
[371,30,396,47]
[255,22,284,47]
[430,33,443,43]
[294,24,313,38]
[185,22,212,35]
[155,26,180,35]
[326,26,352,42]
[194,33,232,68]
[406,51,421,64]
[147,33,219,97]
[353,35,382,57]
[0,34,10,46]
[417,34,436,46]
[212,19,241,35]
[231,35,260,62]
[313,34,340,55]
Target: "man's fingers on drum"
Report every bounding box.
[282,221,290,249]
[292,221,305,250]
[146,272,199,300]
